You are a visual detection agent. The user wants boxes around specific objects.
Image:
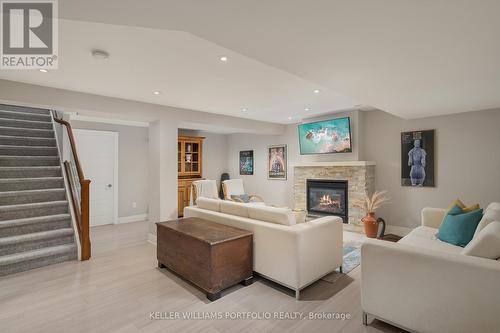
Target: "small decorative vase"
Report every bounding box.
[362,212,379,238]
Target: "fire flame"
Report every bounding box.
[320,194,336,205]
[319,194,340,207]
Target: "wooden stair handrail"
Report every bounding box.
[53,116,85,181]
[52,111,91,260]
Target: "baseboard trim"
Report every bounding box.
[343,223,412,237]
[118,213,148,224]
[147,233,157,245]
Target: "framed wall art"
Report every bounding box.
[268,144,287,180]
[401,130,435,187]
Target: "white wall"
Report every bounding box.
[70,121,149,219]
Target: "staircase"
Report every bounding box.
[0,105,77,276]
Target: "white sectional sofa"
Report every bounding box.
[184,198,344,299]
[361,203,500,333]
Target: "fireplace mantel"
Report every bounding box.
[291,161,375,168]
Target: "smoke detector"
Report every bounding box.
[91,49,109,60]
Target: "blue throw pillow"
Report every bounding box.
[231,194,250,203]
[437,205,483,247]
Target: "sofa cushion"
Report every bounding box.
[247,205,296,226]
[398,226,462,254]
[196,197,221,212]
[220,200,249,218]
[437,207,483,247]
[462,221,500,260]
[474,203,500,238]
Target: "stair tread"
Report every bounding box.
[0,110,51,122]
[0,228,74,246]
[0,188,65,196]
[0,109,51,117]
[0,166,62,178]
[0,145,57,150]
[0,214,71,228]
[0,200,68,211]
[0,177,63,182]
[0,105,50,115]
[0,166,61,170]
[0,244,76,266]
[0,155,59,159]
[0,117,52,125]
[0,157,59,166]
[0,134,56,141]
[0,125,53,133]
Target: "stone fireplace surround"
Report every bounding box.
[292,161,375,228]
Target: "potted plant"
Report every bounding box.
[353,191,389,238]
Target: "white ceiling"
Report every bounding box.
[2,1,500,123]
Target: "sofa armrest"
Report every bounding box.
[294,216,343,288]
[361,239,500,333]
[421,207,446,228]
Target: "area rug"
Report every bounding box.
[321,241,362,284]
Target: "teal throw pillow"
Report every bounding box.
[437,206,483,247]
[447,204,465,215]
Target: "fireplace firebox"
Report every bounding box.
[306,179,348,223]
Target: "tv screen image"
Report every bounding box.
[298,117,352,154]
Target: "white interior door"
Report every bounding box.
[74,129,118,227]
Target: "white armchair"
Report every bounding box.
[421,207,447,228]
[361,204,500,333]
[190,179,218,205]
[222,179,264,203]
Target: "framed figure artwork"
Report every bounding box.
[401,130,435,187]
[268,145,287,180]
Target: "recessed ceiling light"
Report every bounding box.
[287,116,292,120]
[39,69,48,73]
[305,107,311,111]
[313,89,321,94]
[219,55,229,62]
[153,91,161,95]
[241,108,248,112]
[91,49,109,60]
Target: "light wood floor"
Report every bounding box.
[0,221,405,333]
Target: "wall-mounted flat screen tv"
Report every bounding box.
[298,117,352,155]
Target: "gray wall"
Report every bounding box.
[227,110,362,207]
[3,79,499,231]
[227,132,289,206]
[178,129,229,188]
[0,79,284,236]
[70,121,149,218]
[228,108,500,228]
[363,108,500,228]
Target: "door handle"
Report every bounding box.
[107,184,112,188]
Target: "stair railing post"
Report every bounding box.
[80,179,91,260]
